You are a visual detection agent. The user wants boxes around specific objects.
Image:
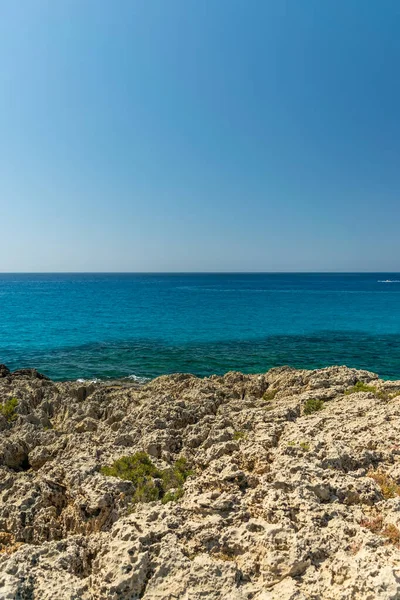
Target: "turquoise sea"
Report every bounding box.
[1,273,400,381]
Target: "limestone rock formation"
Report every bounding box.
[1,364,400,599]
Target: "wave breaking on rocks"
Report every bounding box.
[1,364,400,599]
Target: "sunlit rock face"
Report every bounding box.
[1,364,400,600]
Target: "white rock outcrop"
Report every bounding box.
[1,365,400,599]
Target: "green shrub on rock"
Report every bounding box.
[303,398,324,415]
[132,478,161,503]
[345,381,377,395]
[101,452,192,505]
[345,381,393,400]
[101,452,161,483]
[299,441,310,452]
[263,389,277,401]
[162,488,184,504]
[0,397,18,422]
[161,457,193,491]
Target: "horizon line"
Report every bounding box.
[1,271,400,275]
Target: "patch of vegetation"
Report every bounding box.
[367,470,400,499]
[263,389,277,401]
[360,515,400,547]
[0,531,22,555]
[380,391,396,400]
[132,478,161,503]
[286,440,310,451]
[0,398,18,422]
[101,452,193,505]
[382,523,400,546]
[303,398,324,415]
[233,430,247,441]
[161,457,193,492]
[345,381,378,395]
[344,381,394,400]
[162,488,184,504]
[360,514,383,533]
[101,452,160,482]
[213,551,236,562]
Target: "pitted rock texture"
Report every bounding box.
[1,364,400,599]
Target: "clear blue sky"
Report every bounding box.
[1,1,399,272]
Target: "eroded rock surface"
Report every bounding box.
[1,364,400,599]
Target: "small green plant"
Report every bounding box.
[303,398,324,415]
[0,398,18,422]
[161,457,193,492]
[162,488,184,504]
[132,478,161,503]
[376,390,395,400]
[299,441,310,452]
[345,381,377,395]
[101,452,193,505]
[287,440,310,451]
[345,381,395,400]
[233,430,246,441]
[101,452,161,482]
[263,389,277,401]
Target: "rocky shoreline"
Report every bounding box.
[1,364,400,599]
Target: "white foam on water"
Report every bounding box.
[126,374,151,384]
[75,375,149,385]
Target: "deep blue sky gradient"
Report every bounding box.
[1,1,399,271]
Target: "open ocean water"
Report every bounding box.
[1,273,400,381]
